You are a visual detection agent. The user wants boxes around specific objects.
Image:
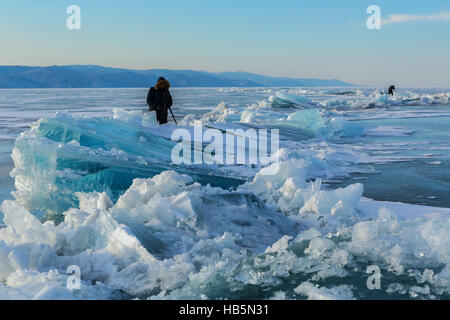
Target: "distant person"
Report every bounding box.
[147,77,173,125]
[388,85,396,96]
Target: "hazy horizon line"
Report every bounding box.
[0,64,347,81]
[2,64,448,88]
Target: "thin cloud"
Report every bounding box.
[382,11,450,25]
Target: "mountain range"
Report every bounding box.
[0,65,354,88]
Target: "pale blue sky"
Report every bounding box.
[0,0,449,86]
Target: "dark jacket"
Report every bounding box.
[147,79,173,111]
[388,85,396,95]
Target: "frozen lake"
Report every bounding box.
[0,87,449,300]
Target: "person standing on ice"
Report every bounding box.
[388,85,396,96]
[147,77,173,125]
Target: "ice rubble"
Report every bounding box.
[10,105,362,221]
[366,92,450,108]
[0,169,301,299]
[1,156,450,300]
[182,100,364,140]
[2,103,450,299]
[294,282,355,300]
[180,102,240,125]
[271,90,450,110]
[238,159,364,231]
[10,109,173,216]
[11,109,248,218]
[181,100,271,126]
[271,91,318,109]
[286,109,363,139]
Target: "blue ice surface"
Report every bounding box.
[332,109,450,207]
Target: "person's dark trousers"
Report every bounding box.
[156,105,168,124]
